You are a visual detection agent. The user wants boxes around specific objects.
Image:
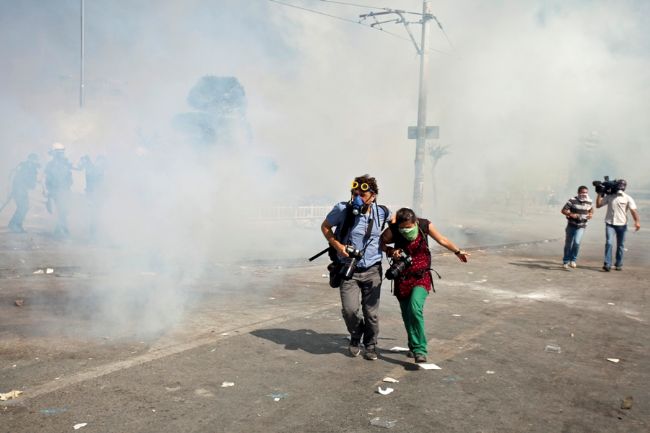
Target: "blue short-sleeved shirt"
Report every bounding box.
[325,202,391,268]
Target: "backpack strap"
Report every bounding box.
[378,204,389,231]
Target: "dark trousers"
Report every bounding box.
[9,190,29,231]
[339,263,382,349]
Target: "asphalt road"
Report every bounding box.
[1,216,649,433]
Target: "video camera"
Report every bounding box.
[385,251,412,280]
[592,176,621,196]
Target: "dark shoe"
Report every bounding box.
[348,344,361,357]
[363,348,378,361]
[414,354,427,363]
[615,266,622,271]
[602,265,611,272]
[406,350,414,358]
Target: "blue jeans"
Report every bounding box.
[563,225,585,264]
[604,224,627,267]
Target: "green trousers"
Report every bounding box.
[398,285,429,356]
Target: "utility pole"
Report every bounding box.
[80,0,85,108]
[360,1,439,215]
[412,0,432,216]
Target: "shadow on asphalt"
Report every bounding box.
[376,351,419,370]
[251,328,419,369]
[509,260,605,272]
[251,328,349,355]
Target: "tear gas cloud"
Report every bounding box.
[1,0,648,336]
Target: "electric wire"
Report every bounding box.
[316,0,391,11]
[268,0,450,54]
[268,0,413,43]
[316,0,425,16]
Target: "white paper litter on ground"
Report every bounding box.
[377,387,394,395]
[0,390,23,401]
[607,358,620,363]
[221,382,235,387]
[452,314,462,317]
[46,268,54,274]
[382,377,399,383]
[607,302,615,306]
[73,423,88,430]
[486,370,495,374]
[389,346,409,352]
[418,363,441,370]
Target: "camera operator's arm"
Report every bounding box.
[631,209,641,231]
[427,222,469,263]
[596,195,606,209]
[321,220,349,257]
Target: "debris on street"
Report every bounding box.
[369,417,397,428]
[418,363,441,370]
[377,387,394,395]
[621,396,633,410]
[0,390,23,401]
[544,344,561,353]
[269,392,288,401]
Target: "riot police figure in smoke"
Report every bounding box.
[2,153,40,233]
[44,143,73,237]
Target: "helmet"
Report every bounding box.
[51,142,65,151]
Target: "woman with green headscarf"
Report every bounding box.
[381,208,469,363]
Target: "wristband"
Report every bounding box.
[454,250,462,255]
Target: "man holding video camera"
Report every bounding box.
[595,179,641,271]
[380,208,468,364]
[320,175,390,361]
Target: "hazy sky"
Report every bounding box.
[1,0,649,210]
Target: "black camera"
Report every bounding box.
[340,245,362,280]
[592,176,620,196]
[385,251,413,280]
[328,245,362,287]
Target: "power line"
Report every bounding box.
[267,0,449,54]
[268,0,364,26]
[315,0,390,11]
[316,0,453,50]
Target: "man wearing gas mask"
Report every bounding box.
[320,175,390,360]
[595,179,641,271]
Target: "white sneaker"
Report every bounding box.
[563,263,569,269]
[569,261,577,268]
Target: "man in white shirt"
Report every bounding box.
[595,179,641,271]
